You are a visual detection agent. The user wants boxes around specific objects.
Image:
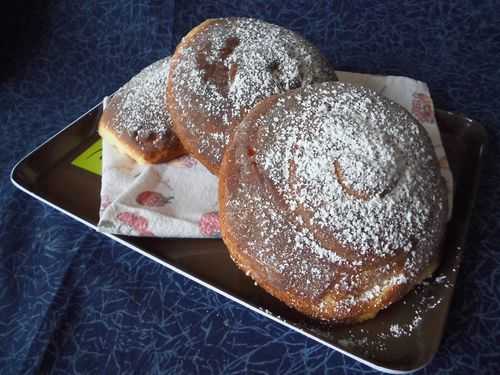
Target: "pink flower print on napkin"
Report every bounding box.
[182,155,198,168]
[199,212,220,236]
[136,191,173,207]
[411,92,434,123]
[172,155,198,168]
[117,212,154,236]
[100,194,112,212]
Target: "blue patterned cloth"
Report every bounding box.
[1,1,499,373]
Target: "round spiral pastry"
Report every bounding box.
[219,82,448,322]
[99,57,184,164]
[166,17,337,174]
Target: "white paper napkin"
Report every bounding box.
[98,72,454,238]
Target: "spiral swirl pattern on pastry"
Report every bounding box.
[219,82,448,322]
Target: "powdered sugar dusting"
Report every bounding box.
[223,81,447,318]
[256,83,446,261]
[111,57,177,149]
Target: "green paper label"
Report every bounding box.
[72,139,102,176]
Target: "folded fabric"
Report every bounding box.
[98,71,454,238]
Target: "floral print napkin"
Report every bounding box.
[98,150,220,237]
[98,72,453,238]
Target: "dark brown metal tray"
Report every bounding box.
[11,102,487,373]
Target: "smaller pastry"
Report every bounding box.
[99,56,184,164]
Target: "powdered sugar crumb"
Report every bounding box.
[434,275,447,283]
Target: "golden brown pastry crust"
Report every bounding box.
[166,17,337,175]
[166,19,221,173]
[219,82,447,322]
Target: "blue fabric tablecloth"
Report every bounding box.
[1,1,499,373]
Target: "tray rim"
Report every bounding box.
[10,102,488,374]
